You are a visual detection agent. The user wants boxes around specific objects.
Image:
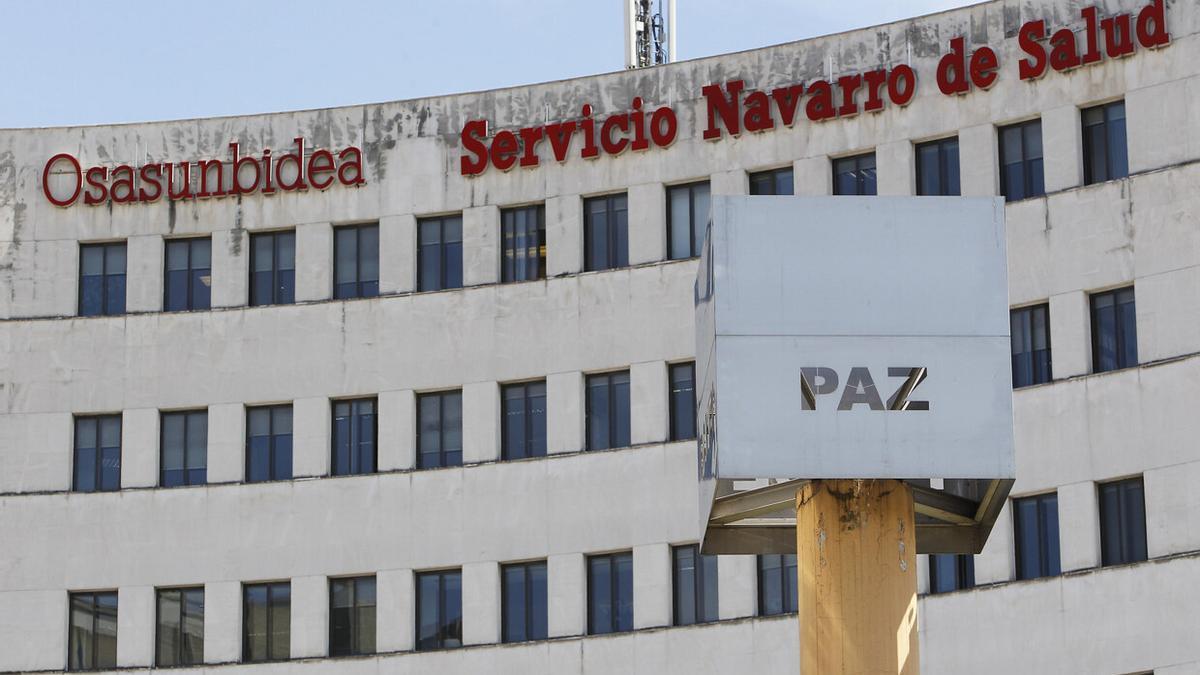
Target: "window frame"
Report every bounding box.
[333,222,380,300]
[78,241,127,317]
[585,370,632,451]
[587,551,634,635]
[671,544,719,626]
[915,136,961,196]
[159,409,208,488]
[331,397,378,476]
[756,553,798,616]
[1010,303,1053,388]
[163,236,212,312]
[501,380,547,461]
[832,151,878,196]
[1012,492,1061,580]
[328,575,377,657]
[417,390,464,469]
[1082,99,1128,185]
[666,180,711,260]
[583,193,630,271]
[68,590,118,672]
[73,414,122,493]
[242,581,290,663]
[249,229,296,306]
[155,586,204,667]
[415,568,463,651]
[748,167,794,195]
[500,204,546,283]
[418,214,465,291]
[245,404,293,483]
[1090,286,1138,374]
[927,554,975,595]
[998,118,1045,202]
[668,362,697,441]
[1098,476,1148,567]
[501,560,549,643]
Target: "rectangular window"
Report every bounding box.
[587,552,633,635]
[586,371,631,451]
[156,587,204,667]
[79,242,126,316]
[928,554,975,594]
[68,591,117,671]
[916,137,961,196]
[833,152,878,196]
[501,560,548,643]
[418,215,464,291]
[672,544,718,626]
[242,582,290,663]
[748,167,794,195]
[584,193,629,271]
[501,205,546,283]
[757,554,798,616]
[246,405,293,483]
[73,415,121,493]
[502,381,547,460]
[334,223,380,299]
[329,576,376,657]
[1091,286,1138,373]
[332,398,376,476]
[1013,493,1061,580]
[999,119,1045,201]
[160,410,207,487]
[417,391,463,469]
[1083,100,1128,185]
[250,230,296,306]
[669,362,697,441]
[416,569,462,651]
[163,237,212,311]
[1011,304,1052,388]
[667,181,711,260]
[1099,477,1148,567]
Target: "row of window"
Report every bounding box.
[67,544,794,671]
[928,475,1148,594]
[72,364,696,492]
[76,100,1130,318]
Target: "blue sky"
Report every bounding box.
[2,0,973,128]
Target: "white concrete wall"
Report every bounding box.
[2,0,1200,672]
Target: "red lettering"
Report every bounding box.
[970,46,999,89]
[337,146,366,186]
[197,159,226,198]
[805,80,835,121]
[836,74,862,116]
[861,70,888,112]
[275,137,307,191]
[887,65,916,106]
[42,153,81,207]
[937,37,970,95]
[702,80,744,139]
[630,98,650,151]
[600,113,630,155]
[308,150,336,190]
[165,163,192,201]
[545,120,577,161]
[491,130,519,171]
[770,85,804,126]
[579,105,599,159]
[743,90,774,132]
[1018,20,1048,80]
[1081,7,1103,64]
[1049,28,1082,71]
[138,164,162,202]
[230,142,260,195]
[459,119,489,175]
[1137,0,1170,48]
[518,126,544,167]
[649,107,677,147]
[83,166,109,205]
[261,149,275,195]
[1102,14,1134,58]
[110,165,135,203]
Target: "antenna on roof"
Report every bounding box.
[625,0,675,69]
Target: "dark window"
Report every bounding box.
[667,181,711,260]
[748,167,794,195]
[73,415,121,493]
[334,223,379,299]
[156,587,204,667]
[669,362,697,441]
[502,561,548,643]
[587,552,633,635]
[833,152,878,196]
[1013,493,1061,580]
[246,405,293,483]
[418,215,464,291]
[1083,100,1128,185]
[999,119,1045,201]
[160,410,207,487]
[502,381,547,460]
[672,544,718,626]
[68,591,117,671]
[584,193,629,271]
[1091,286,1138,373]
[242,582,290,662]
[1099,477,1148,567]
[79,242,126,316]
[332,398,376,476]
[250,230,296,306]
[757,554,797,616]
[416,569,462,651]
[586,371,631,451]
[329,576,376,657]
[418,391,463,469]
[501,205,546,283]
[928,554,975,594]
[916,137,961,196]
[163,237,211,311]
[1011,304,1052,388]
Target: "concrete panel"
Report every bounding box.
[204,580,242,664]
[295,222,332,302]
[0,591,67,671]
[710,170,747,196]
[462,561,500,645]
[630,360,667,446]
[1135,266,1200,364]
[876,140,914,195]
[959,123,997,197]
[1127,77,1200,174]
[0,412,71,493]
[973,499,1014,585]
[211,227,248,309]
[377,568,414,653]
[547,371,583,455]
[291,575,327,659]
[1058,480,1100,572]
[916,554,930,595]
[116,585,154,667]
[548,553,584,638]
[292,397,330,479]
[546,195,582,277]
[463,205,500,287]
[206,403,245,484]
[792,157,830,196]
[1144,460,1200,558]
[379,389,415,472]
[380,214,416,294]
[632,543,670,629]
[1041,104,1082,194]
[628,183,666,266]
[125,235,163,313]
[462,381,500,464]
[717,554,757,620]
[1048,291,1091,379]
[121,408,159,489]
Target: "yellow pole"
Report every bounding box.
[796,479,920,674]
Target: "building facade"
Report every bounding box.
[2,0,1198,671]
